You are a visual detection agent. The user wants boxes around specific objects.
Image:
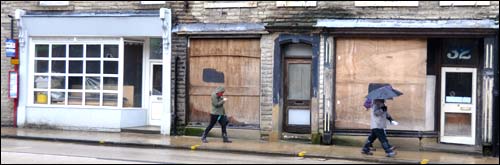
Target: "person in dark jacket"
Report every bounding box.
[361,99,396,157]
[201,86,232,143]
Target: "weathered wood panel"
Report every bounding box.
[335,38,427,131]
[189,39,260,127]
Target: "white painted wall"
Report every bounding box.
[121,109,147,128]
[26,107,146,132]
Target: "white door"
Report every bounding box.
[149,63,163,126]
[440,67,476,145]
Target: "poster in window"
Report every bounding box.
[9,71,18,99]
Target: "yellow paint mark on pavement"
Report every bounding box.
[298,151,306,157]
[191,144,201,150]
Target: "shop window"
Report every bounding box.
[150,38,162,59]
[123,42,143,107]
[32,42,120,107]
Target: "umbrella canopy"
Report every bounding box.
[365,85,403,100]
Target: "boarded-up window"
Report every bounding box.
[335,38,427,131]
[189,39,260,128]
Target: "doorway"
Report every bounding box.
[283,43,312,134]
[440,67,476,145]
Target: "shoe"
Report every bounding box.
[386,151,396,157]
[222,133,232,143]
[201,132,208,143]
[361,150,373,155]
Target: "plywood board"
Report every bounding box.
[189,39,260,126]
[335,38,427,131]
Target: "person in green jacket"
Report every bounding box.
[201,86,232,143]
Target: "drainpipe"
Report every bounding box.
[172,56,179,135]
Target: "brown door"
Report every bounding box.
[283,43,312,134]
[188,38,260,128]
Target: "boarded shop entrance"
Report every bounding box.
[334,38,429,131]
[188,38,260,128]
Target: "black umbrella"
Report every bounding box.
[365,85,403,100]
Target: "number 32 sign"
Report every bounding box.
[447,49,471,60]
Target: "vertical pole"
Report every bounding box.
[14,40,19,128]
[493,34,499,157]
[160,8,172,135]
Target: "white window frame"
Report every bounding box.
[39,1,70,6]
[140,1,166,5]
[29,37,124,109]
[439,1,490,6]
[354,1,419,7]
[276,1,317,7]
[204,1,258,8]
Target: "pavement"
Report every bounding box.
[1,127,498,164]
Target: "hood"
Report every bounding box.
[215,86,225,93]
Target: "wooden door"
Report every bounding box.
[284,60,312,133]
[188,38,260,128]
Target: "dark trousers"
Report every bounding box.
[363,128,393,153]
[367,132,392,148]
[203,114,228,135]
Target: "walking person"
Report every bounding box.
[201,86,232,143]
[361,99,396,157]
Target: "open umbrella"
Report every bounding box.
[365,85,403,100]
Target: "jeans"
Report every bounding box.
[363,128,394,153]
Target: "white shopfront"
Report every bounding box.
[15,9,173,134]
